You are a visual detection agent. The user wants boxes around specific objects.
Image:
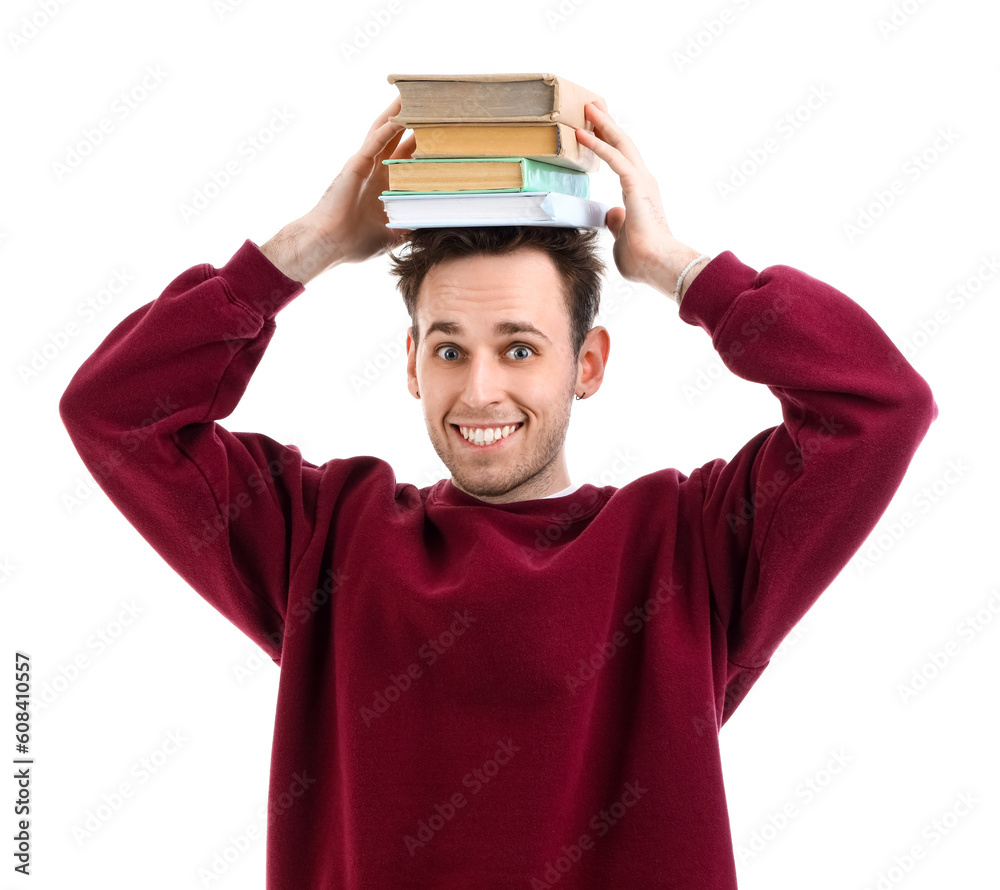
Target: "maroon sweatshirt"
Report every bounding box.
[59,240,936,888]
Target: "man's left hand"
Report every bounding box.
[577,100,707,302]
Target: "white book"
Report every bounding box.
[379,191,611,228]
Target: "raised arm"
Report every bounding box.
[682,253,935,719]
[259,97,415,282]
[58,100,415,661]
[579,101,938,721]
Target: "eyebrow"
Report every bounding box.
[425,320,552,344]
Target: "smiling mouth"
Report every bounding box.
[452,422,523,447]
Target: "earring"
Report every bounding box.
[416,390,420,398]
[575,392,586,400]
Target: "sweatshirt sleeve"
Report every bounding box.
[678,251,938,723]
[58,239,314,663]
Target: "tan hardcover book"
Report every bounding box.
[386,73,603,131]
[390,160,525,191]
[384,158,589,196]
[409,122,599,173]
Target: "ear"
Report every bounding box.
[406,326,419,398]
[575,326,610,398]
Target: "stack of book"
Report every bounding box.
[379,73,612,229]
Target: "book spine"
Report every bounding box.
[551,123,600,173]
[409,124,599,174]
[538,193,609,228]
[547,75,604,131]
[377,193,610,229]
[386,73,604,130]
[382,157,589,196]
[520,159,590,198]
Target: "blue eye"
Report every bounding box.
[433,344,535,361]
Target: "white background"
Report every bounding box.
[2,0,998,887]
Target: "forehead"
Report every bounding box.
[415,247,569,336]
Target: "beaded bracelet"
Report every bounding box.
[673,255,712,305]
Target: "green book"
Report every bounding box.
[382,157,590,198]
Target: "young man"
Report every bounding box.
[60,97,936,888]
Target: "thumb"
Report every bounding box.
[605,206,626,239]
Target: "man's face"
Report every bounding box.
[406,246,601,504]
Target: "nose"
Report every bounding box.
[460,352,506,408]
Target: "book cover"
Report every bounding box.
[378,191,611,229]
[386,73,603,130]
[382,157,590,198]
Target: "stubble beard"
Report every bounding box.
[425,373,576,500]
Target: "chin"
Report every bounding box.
[448,451,560,502]
[424,401,571,500]
[448,465,528,499]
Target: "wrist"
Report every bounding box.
[647,239,709,303]
[674,254,712,306]
[260,215,345,285]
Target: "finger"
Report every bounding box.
[377,121,407,157]
[340,118,404,182]
[357,117,407,164]
[368,96,402,137]
[356,98,405,156]
[575,124,636,182]
[368,127,408,183]
[604,206,626,238]
[583,101,642,165]
[391,130,417,160]
[372,131,415,183]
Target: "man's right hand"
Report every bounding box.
[260,97,415,284]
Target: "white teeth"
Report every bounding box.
[459,423,520,445]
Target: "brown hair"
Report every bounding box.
[387,226,606,358]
